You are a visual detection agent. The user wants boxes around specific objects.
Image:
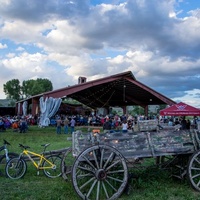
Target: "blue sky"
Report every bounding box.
[0,0,200,107]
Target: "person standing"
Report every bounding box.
[103,118,111,133]
[64,117,69,134]
[56,117,62,134]
[70,117,76,134]
[181,117,187,130]
[19,117,27,133]
[122,120,128,133]
[186,119,191,130]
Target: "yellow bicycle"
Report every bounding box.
[5,143,62,179]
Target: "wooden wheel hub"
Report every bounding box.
[96,169,107,180]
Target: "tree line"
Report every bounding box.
[3,78,53,101]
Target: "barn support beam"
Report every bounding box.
[145,105,148,117]
[32,98,39,116]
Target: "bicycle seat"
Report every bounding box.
[19,144,30,149]
[41,143,50,147]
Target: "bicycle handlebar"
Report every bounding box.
[19,143,50,150]
[3,139,11,146]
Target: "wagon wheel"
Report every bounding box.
[171,155,190,179]
[72,144,128,200]
[159,154,189,179]
[61,147,74,181]
[187,150,200,191]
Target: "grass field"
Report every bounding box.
[0,125,200,200]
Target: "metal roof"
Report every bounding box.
[43,71,175,109]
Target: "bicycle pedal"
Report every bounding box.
[37,171,40,175]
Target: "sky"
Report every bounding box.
[0,0,200,108]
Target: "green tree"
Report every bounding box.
[22,78,53,97]
[129,105,145,116]
[3,79,21,100]
[22,80,35,98]
[4,78,53,100]
[158,104,167,111]
[34,78,53,94]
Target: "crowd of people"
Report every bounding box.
[0,114,38,133]
[52,113,200,134]
[54,116,76,134]
[0,113,199,134]
[53,114,142,134]
[160,116,199,130]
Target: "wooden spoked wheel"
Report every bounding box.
[187,150,200,192]
[72,144,128,200]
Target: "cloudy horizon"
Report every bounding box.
[0,0,200,107]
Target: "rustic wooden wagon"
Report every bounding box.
[61,121,200,200]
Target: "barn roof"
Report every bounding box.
[43,71,175,109]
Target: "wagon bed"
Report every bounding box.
[72,129,198,159]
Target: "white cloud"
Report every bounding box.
[0,43,7,49]
[0,0,200,107]
[39,20,87,55]
[173,89,200,108]
[16,46,25,51]
[6,53,15,58]
[0,19,53,44]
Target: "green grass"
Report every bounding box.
[0,126,199,200]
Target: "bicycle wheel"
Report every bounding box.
[5,157,27,179]
[61,147,74,181]
[0,152,19,177]
[43,155,62,178]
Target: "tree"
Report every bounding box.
[22,80,35,98]
[33,78,53,94]
[129,105,145,116]
[22,78,53,97]
[3,79,21,100]
[4,78,53,100]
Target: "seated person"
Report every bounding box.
[103,118,111,133]
[12,121,19,132]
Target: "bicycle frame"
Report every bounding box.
[21,150,56,170]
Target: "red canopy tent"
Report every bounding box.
[159,102,200,116]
